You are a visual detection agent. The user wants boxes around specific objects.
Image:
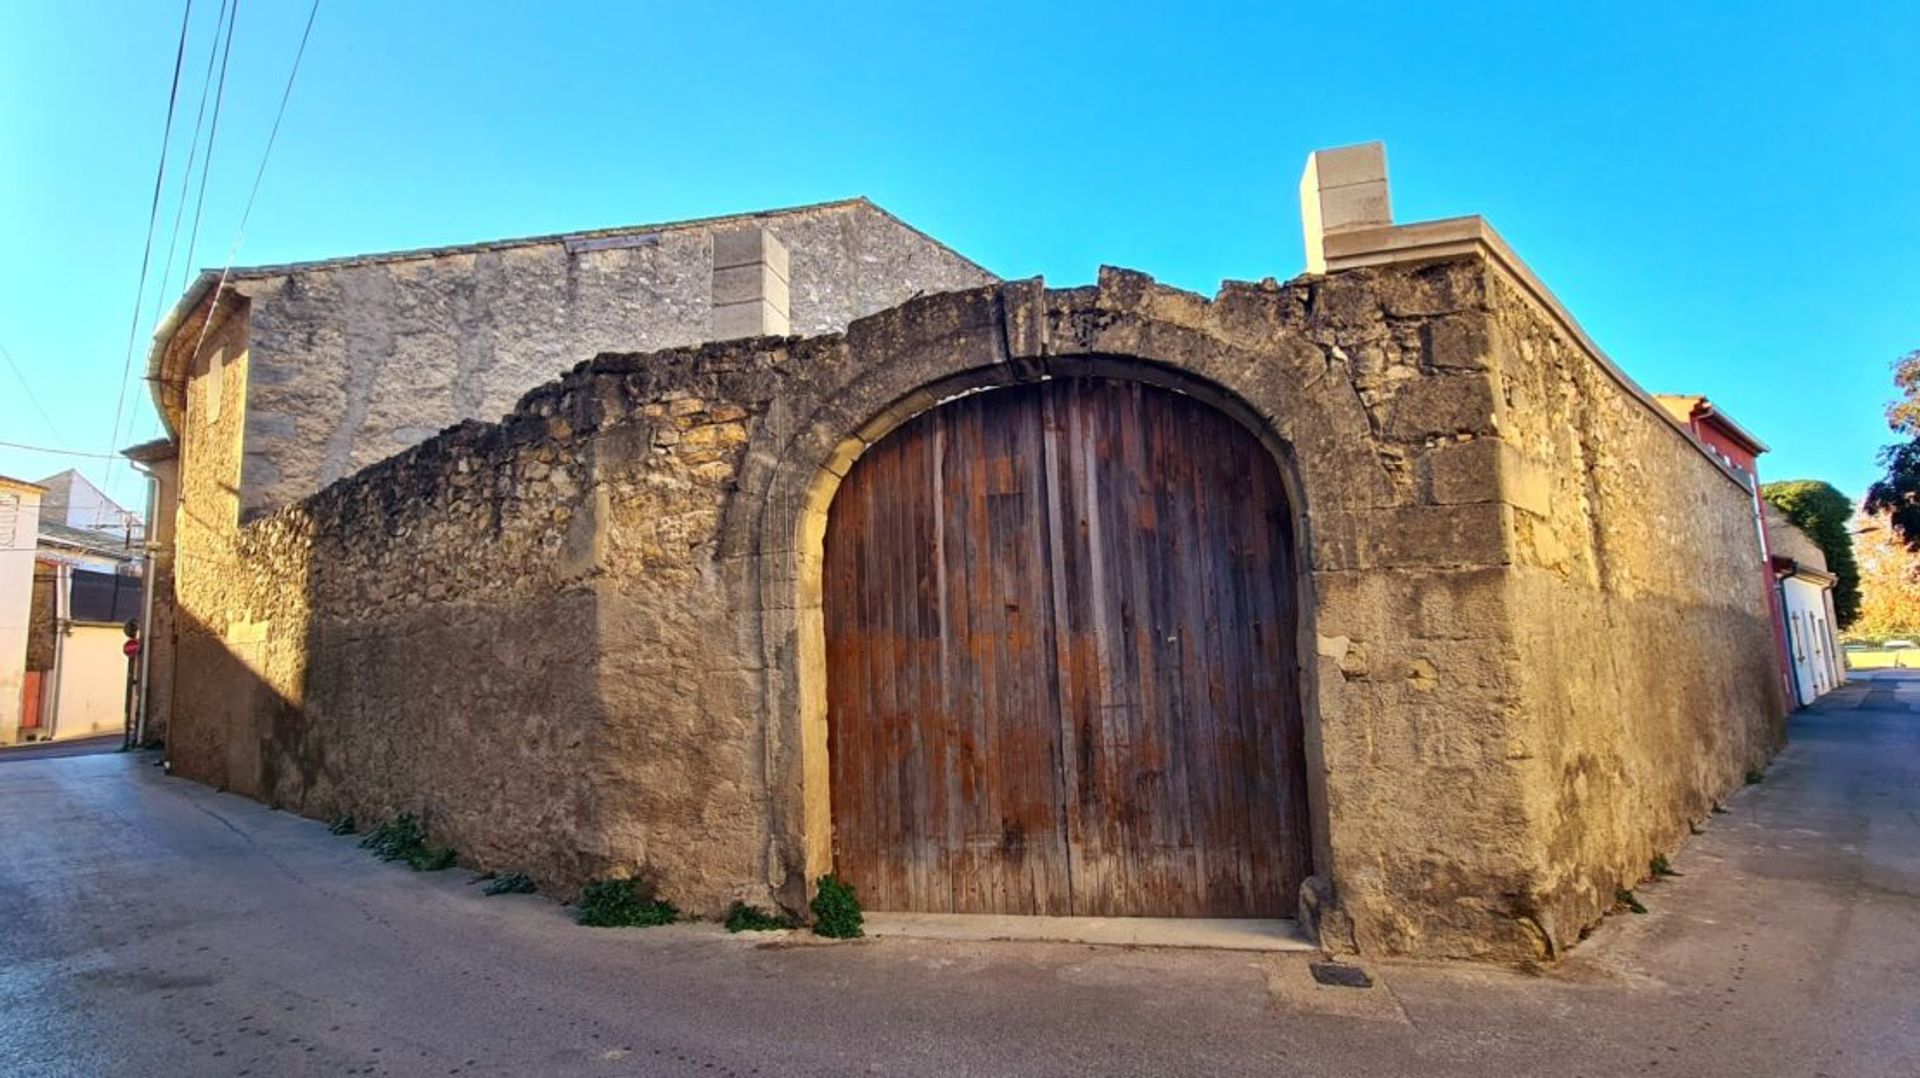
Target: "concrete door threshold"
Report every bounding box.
[862,912,1314,952]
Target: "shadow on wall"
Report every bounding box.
[168,414,616,891]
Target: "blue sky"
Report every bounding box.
[3,1,1916,513]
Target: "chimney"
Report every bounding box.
[1299,142,1391,273]
[711,226,791,339]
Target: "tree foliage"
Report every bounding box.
[1865,349,1920,551]
[1851,512,1920,638]
[1761,480,1860,627]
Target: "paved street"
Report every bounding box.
[0,734,124,763]
[3,678,1916,1077]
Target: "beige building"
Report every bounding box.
[0,476,45,745]
[1766,505,1844,705]
[1,477,145,746]
[135,148,1786,963]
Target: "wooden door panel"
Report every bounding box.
[826,389,1071,915]
[826,378,1310,918]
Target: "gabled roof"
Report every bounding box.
[142,197,993,439]
[0,475,46,496]
[1653,394,1771,456]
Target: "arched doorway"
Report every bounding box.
[823,376,1311,918]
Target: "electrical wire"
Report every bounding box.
[0,338,60,436]
[180,0,241,296]
[154,0,231,321]
[0,439,128,461]
[105,0,195,485]
[185,0,320,382]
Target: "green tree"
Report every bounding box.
[1865,349,1920,550]
[1762,480,1860,627]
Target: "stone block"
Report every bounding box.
[1317,182,1393,235]
[1429,437,1498,505]
[713,300,788,341]
[1384,374,1498,441]
[1422,314,1491,372]
[712,264,790,311]
[1311,503,1511,570]
[1305,141,1387,192]
[712,226,790,279]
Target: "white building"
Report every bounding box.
[35,469,144,541]
[1765,504,1844,706]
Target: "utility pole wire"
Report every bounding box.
[0,339,61,437]
[187,0,320,370]
[181,0,241,297]
[105,0,195,489]
[0,439,128,461]
[155,0,231,324]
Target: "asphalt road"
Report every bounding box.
[0,734,125,763]
[2,677,1916,1077]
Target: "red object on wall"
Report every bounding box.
[1655,394,1793,705]
[20,671,44,731]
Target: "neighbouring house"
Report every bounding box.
[0,476,46,745]
[1,474,145,745]
[1766,504,1844,704]
[1654,394,1796,704]
[135,146,1786,963]
[14,487,145,744]
[36,468,144,542]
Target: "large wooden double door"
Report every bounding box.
[823,378,1311,917]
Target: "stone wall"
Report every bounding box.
[164,250,1783,961]
[231,199,994,517]
[1488,267,1787,953]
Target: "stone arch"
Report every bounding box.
[727,273,1403,915]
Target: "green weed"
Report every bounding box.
[358,813,458,871]
[577,878,679,928]
[484,871,537,896]
[724,901,795,932]
[810,875,864,939]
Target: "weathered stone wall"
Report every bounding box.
[169,296,789,899]
[25,563,56,673]
[164,250,1783,960]
[233,200,994,517]
[1487,267,1787,954]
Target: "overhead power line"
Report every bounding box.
[156,0,235,315]
[187,0,321,366]
[0,439,128,462]
[181,0,241,297]
[105,0,196,484]
[0,338,60,436]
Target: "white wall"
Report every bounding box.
[50,623,130,741]
[1781,576,1840,706]
[0,486,42,745]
